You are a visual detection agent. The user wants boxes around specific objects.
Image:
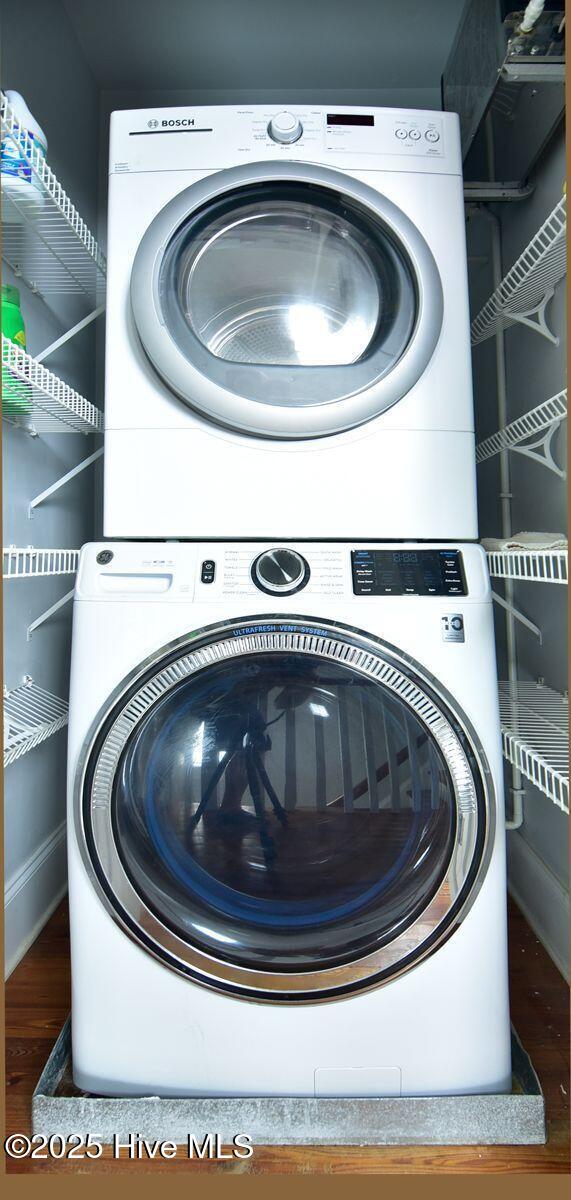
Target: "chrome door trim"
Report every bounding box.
[130,161,443,438]
[75,616,494,1003]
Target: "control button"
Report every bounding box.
[425,128,440,143]
[96,549,113,565]
[409,128,421,141]
[445,585,462,594]
[395,127,408,140]
[268,111,303,144]
[200,559,216,584]
[252,547,309,595]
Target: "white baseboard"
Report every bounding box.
[507,831,569,982]
[4,820,68,978]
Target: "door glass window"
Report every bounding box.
[112,651,456,972]
[160,184,416,369]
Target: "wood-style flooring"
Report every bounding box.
[5,898,570,1174]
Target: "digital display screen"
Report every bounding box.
[327,114,374,126]
[351,550,466,597]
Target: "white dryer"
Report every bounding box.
[68,541,510,1097]
[104,105,477,540]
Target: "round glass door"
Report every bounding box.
[79,620,490,1002]
[131,162,443,438]
[164,189,408,368]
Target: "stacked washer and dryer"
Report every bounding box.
[68,106,511,1098]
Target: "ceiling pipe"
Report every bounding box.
[518,0,546,35]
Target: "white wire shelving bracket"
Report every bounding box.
[2,546,78,637]
[28,447,103,516]
[2,336,103,435]
[35,304,106,363]
[498,682,569,815]
[3,546,80,578]
[491,589,542,642]
[0,91,106,306]
[471,196,567,346]
[3,677,68,767]
[476,389,567,478]
[487,547,568,585]
[26,589,75,640]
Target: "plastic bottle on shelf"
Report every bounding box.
[2,284,31,417]
[1,90,47,217]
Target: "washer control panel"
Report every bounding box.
[351,549,466,597]
[78,543,487,603]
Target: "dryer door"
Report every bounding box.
[78,618,492,1002]
[131,162,443,438]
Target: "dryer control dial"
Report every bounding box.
[268,111,303,144]
[252,548,310,595]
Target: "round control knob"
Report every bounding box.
[252,548,310,595]
[268,111,303,144]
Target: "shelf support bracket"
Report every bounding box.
[505,786,525,831]
[492,590,543,643]
[36,305,105,363]
[505,289,559,344]
[28,446,103,518]
[511,421,567,478]
[27,589,74,640]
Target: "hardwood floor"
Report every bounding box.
[5,898,569,1174]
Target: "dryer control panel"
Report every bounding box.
[351,549,466,596]
[109,105,459,176]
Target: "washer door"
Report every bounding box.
[131,162,443,438]
[78,618,492,1002]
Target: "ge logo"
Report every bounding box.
[147,119,159,128]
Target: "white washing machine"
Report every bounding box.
[104,105,477,540]
[68,541,510,1097]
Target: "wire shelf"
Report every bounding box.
[471,196,567,345]
[1,91,106,303]
[2,336,103,433]
[2,546,80,579]
[487,548,568,584]
[476,389,567,477]
[498,682,569,814]
[3,677,68,767]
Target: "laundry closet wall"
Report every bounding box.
[2,0,101,974]
[468,129,568,979]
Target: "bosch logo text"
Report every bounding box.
[162,118,195,127]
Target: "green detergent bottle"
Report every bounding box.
[2,284,31,416]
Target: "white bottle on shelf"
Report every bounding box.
[1,90,47,219]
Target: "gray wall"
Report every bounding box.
[2,0,100,974]
[468,129,568,978]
